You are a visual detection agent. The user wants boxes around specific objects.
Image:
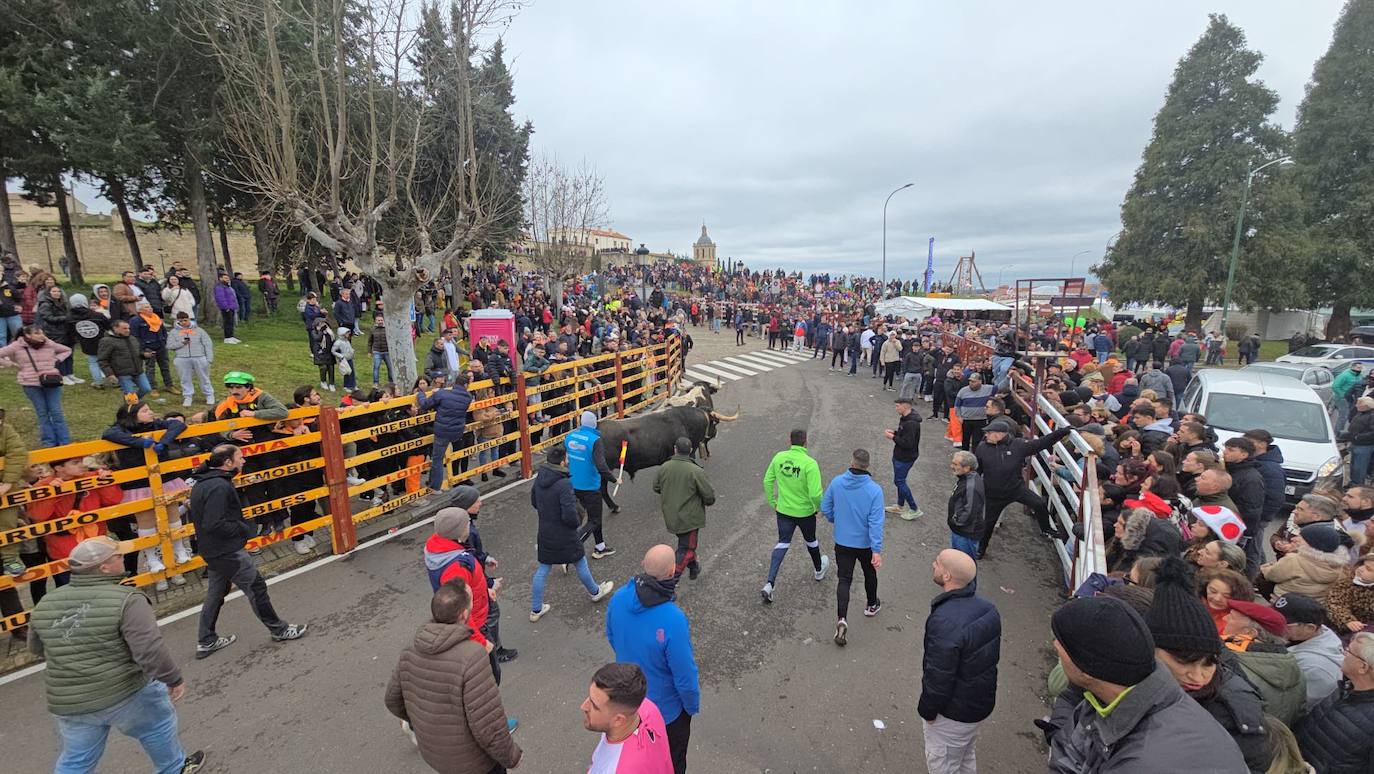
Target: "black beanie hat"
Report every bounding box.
[1051,597,1156,686]
[1145,557,1221,657]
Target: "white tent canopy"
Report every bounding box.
[873,296,1012,317]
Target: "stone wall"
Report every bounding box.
[10,224,257,281]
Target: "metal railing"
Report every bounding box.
[0,338,683,634]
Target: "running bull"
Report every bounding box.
[597,404,738,508]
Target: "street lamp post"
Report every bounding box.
[882,183,914,298]
[1069,250,1091,278]
[1221,156,1292,336]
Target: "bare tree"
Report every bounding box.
[523,153,610,313]
[186,0,520,386]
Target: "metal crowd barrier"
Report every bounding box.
[0,338,683,633]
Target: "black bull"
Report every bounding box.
[598,405,736,480]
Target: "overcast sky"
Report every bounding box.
[64,0,1344,285]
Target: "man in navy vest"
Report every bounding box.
[566,410,618,559]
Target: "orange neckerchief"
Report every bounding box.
[1223,634,1255,653]
[215,387,262,419]
[138,309,163,332]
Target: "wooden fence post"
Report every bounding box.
[515,370,533,479]
[318,406,357,554]
[614,351,625,418]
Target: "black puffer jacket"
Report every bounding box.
[531,462,583,565]
[187,466,255,559]
[1197,651,1272,773]
[974,426,1071,499]
[892,411,921,463]
[1297,685,1374,774]
[917,581,1001,723]
[947,471,985,538]
[1226,458,1266,531]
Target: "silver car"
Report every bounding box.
[1241,361,1335,408]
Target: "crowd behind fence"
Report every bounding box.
[0,338,683,635]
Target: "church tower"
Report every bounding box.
[693,223,717,267]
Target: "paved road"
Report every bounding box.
[1,333,1066,773]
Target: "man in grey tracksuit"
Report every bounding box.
[167,312,215,407]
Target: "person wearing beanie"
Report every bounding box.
[1261,521,1357,605]
[1146,557,1271,772]
[27,536,206,773]
[1275,592,1343,713]
[1043,596,1246,773]
[67,291,110,386]
[1222,598,1308,727]
[444,484,515,666]
[565,409,618,559]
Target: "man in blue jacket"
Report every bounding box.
[606,544,700,774]
[420,372,473,491]
[822,448,885,647]
[919,549,1000,774]
[566,411,617,559]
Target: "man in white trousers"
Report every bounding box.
[918,549,1001,773]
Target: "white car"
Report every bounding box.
[1276,343,1374,366]
[1178,369,1342,505]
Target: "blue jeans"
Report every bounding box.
[531,557,599,612]
[893,458,916,509]
[991,355,1013,390]
[371,351,393,385]
[429,435,460,491]
[85,354,105,382]
[117,373,153,397]
[0,314,21,347]
[55,681,186,774]
[951,532,979,559]
[848,351,859,375]
[22,384,71,446]
[1352,445,1374,486]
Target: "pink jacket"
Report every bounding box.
[0,339,72,386]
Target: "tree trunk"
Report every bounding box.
[1327,302,1353,341]
[108,178,144,275]
[381,282,420,388]
[217,217,235,278]
[51,177,84,286]
[0,174,18,259]
[1184,298,1204,332]
[252,217,273,275]
[186,161,220,331]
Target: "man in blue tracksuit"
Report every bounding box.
[565,410,617,559]
[606,544,700,774]
[822,448,885,647]
[419,372,473,491]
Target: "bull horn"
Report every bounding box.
[710,407,740,422]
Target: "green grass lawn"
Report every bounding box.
[1,278,446,447]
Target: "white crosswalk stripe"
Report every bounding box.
[748,352,798,366]
[684,369,722,384]
[708,360,762,376]
[689,363,745,381]
[734,353,789,370]
[723,356,773,372]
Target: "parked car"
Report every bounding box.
[1178,369,1342,505]
[1348,326,1374,345]
[1241,362,1335,408]
[1276,343,1374,365]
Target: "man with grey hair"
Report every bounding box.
[1272,493,1344,561]
[822,448,886,646]
[947,451,984,559]
[28,536,205,773]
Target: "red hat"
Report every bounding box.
[1226,599,1287,636]
[1124,491,1172,518]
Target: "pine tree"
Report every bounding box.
[1293,0,1374,338]
[1093,14,1288,330]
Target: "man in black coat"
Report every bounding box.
[974,417,1072,557]
[1223,436,1268,572]
[919,548,1001,773]
[528,445,613,621]
[190,444,307,659]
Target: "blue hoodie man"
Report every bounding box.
[821,448,886,647]
[606,544,700,773]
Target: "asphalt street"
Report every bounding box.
[1,331,1066,773]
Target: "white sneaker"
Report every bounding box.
[529,603,551,622]
[293,540,311,555]
[155,579,169,592]
[589,581,614,602]
[168,573,187,587]
[346,475,365,486]
[182,396,193,407]
[814,554,831,581]
[224,337,241,344]
[60,375,76,385]
[69,374,85,384]
[303,534,317,550]
[320,381,329,391]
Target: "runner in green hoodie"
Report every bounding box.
[760,429,827,604]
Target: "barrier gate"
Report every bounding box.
[0,338,683,634]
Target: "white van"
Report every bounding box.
[1178,369,1342,504]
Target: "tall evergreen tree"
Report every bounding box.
[473,38,532,260]
[1293,0,1374,338]
[1093,14,1289,330]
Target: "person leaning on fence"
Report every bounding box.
[28,536,206,774]
[421,370,474,492]
[385,579,523,774]
[189,443,308,660]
